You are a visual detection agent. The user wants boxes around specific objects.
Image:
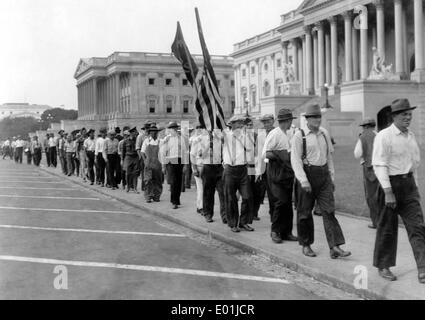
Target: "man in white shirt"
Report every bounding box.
[14,136,25,164]
[95,128,107,187]
[189,125,205,216]
[48,132,58,168]
[354,118,379,229]
[263,109,298,244]
[372,98,425,283]
[291,104,350,259]
[84,129,96,185]
[2,138,11,160]
[222,115,255,233]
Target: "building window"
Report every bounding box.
[149,100,156,113]
[275,79,283,95]
[231,100,235,114]
[250,85,257,107]
[264,63,269,73]
[183,100,189,113]
[182,79,189,86]
[148,78,155,85]
[166,100,173,113]
[242,69,246,77]
[277,59,282,68]
[230,80,235,87]
[165,78,172,86]
[251,66,255,75]
[263,81,271,97]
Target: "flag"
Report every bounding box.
[171,22,206,128]
[194,8,226,131]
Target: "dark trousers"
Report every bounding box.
[242,175,266,223]
[296,165,345,249]
[15,147,23,163]
[202,164,225,221]
[66,152,74,175]
[264,166,275,218]
[33,148,42,166]
[59,150,67,174]
[74,157,80,177]
[26,151,32,165]
[363,166,380,227]
[49,146,57,167]
[223,165,252,228]
[106,154,120,188]
[167,161,183,205]
[96,153,106,185]
[373,175,425,273]
[268,178,294,236]
[45,148,51,166]
[86,151,95,183]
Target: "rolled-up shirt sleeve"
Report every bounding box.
[353,139,363,160]
[290,131,308,185]
[372,133,391,189]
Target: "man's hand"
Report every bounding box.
[301,181,312,193]
[162,165,167,176]
[192,166,199,177]
[255,175,262,183]
[384,188,396,209]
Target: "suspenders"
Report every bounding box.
[300,129,329,166]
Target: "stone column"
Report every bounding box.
[352,27,359,80]
[343,11,353,82]
[282,41,289,64]
[325,31,331,85]
[360,22,369,80]
[234,66,240,112]
[304,26,314,95]
[329,16,339,86]
[291,39,299,81]
[313,29,318,89]
[375,0,385,58]
[298,41,304,92]
[93,78,98,116]
[115,74,120,114]
[302,35,307,93]
[316,22,325,88]
[394,0,405,78]
[412,0,425,81]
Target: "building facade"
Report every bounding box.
[232,0,425,144]
[0,103,52,120]
[72,52,235,131]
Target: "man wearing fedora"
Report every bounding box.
[354,117,379,229]
[222,115,255,233]
[141,125,163,202]
[263,109,298,244]
[122,127,140,193]
[291,104,351,259]
[160,122,185,209]
[372,98,425,283]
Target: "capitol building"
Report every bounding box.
[231,0,425,144]
[0,103,52,120]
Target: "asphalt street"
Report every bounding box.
[0,160,343,300]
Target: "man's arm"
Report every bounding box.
[290,132,310,188]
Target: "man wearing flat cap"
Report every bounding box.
[372,98,425,283]
[222,115,255,232]
[354,117,379,229]
[263,109,298,244]
[291,104,351,259]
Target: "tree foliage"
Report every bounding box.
[0,117,40,139]
[40,108,78,124]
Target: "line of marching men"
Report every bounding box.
[3,98,425,284]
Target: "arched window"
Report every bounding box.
[250,85,257,107]
[241,87,248,106]
[275,79,283,95]
[264,63,269,73]
[263,81,271,97]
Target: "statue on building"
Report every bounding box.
[283,57,296,83]
[368,47,399,80]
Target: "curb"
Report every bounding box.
[40,166,384,300]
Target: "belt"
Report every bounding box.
[390,172,413,179]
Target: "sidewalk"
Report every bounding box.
[40,165,425,300]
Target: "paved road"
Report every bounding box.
[0,160,351,300]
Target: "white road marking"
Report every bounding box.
[0,176,53,179]
[0,195,100,201]
[0,255,290,284]
[0,206,130,214]
[0,224,186,238]
[0,181,67,184]
[0,187,77,190]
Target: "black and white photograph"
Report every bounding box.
[1,0,425,306]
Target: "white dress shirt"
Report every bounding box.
[95,137,105,155]
[84,138,96,152]
[222,128,253,166]
[372,123,420,189]
[290,126,335,186]
[141,136,159,153]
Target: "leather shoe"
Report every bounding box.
[418,273,425,284]
[172,204,178,209]
[379,268,397,281]
[271,232,283,244]
[330,246,351,259]
[205,216,213,223]
[368,224,377,229]
[282,234,298,241]
[231,227,240,233]
[239,224,254,232]
[302,246,317,257]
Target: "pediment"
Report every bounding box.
[298,0,333,11]
[74,59,91,78]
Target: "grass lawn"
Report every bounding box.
[333,145,425,217]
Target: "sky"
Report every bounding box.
[0,0,302,110]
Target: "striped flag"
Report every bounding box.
[194,8,226,130]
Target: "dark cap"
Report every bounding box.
[391,98,416,114]
[359,117,376,127]
[277,108,297,121]
[129,127,137,133]
[115,127,121,133]
[167,122,179,129]
[148,125,161,132]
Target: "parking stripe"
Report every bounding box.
[0,224,186,238]
[0,195,100,201]
[0,255,290,284]
[0,206,130,214]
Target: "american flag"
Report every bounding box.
[171,10,226,131]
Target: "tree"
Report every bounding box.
[40,108,78,127]
[0,116,40,139]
